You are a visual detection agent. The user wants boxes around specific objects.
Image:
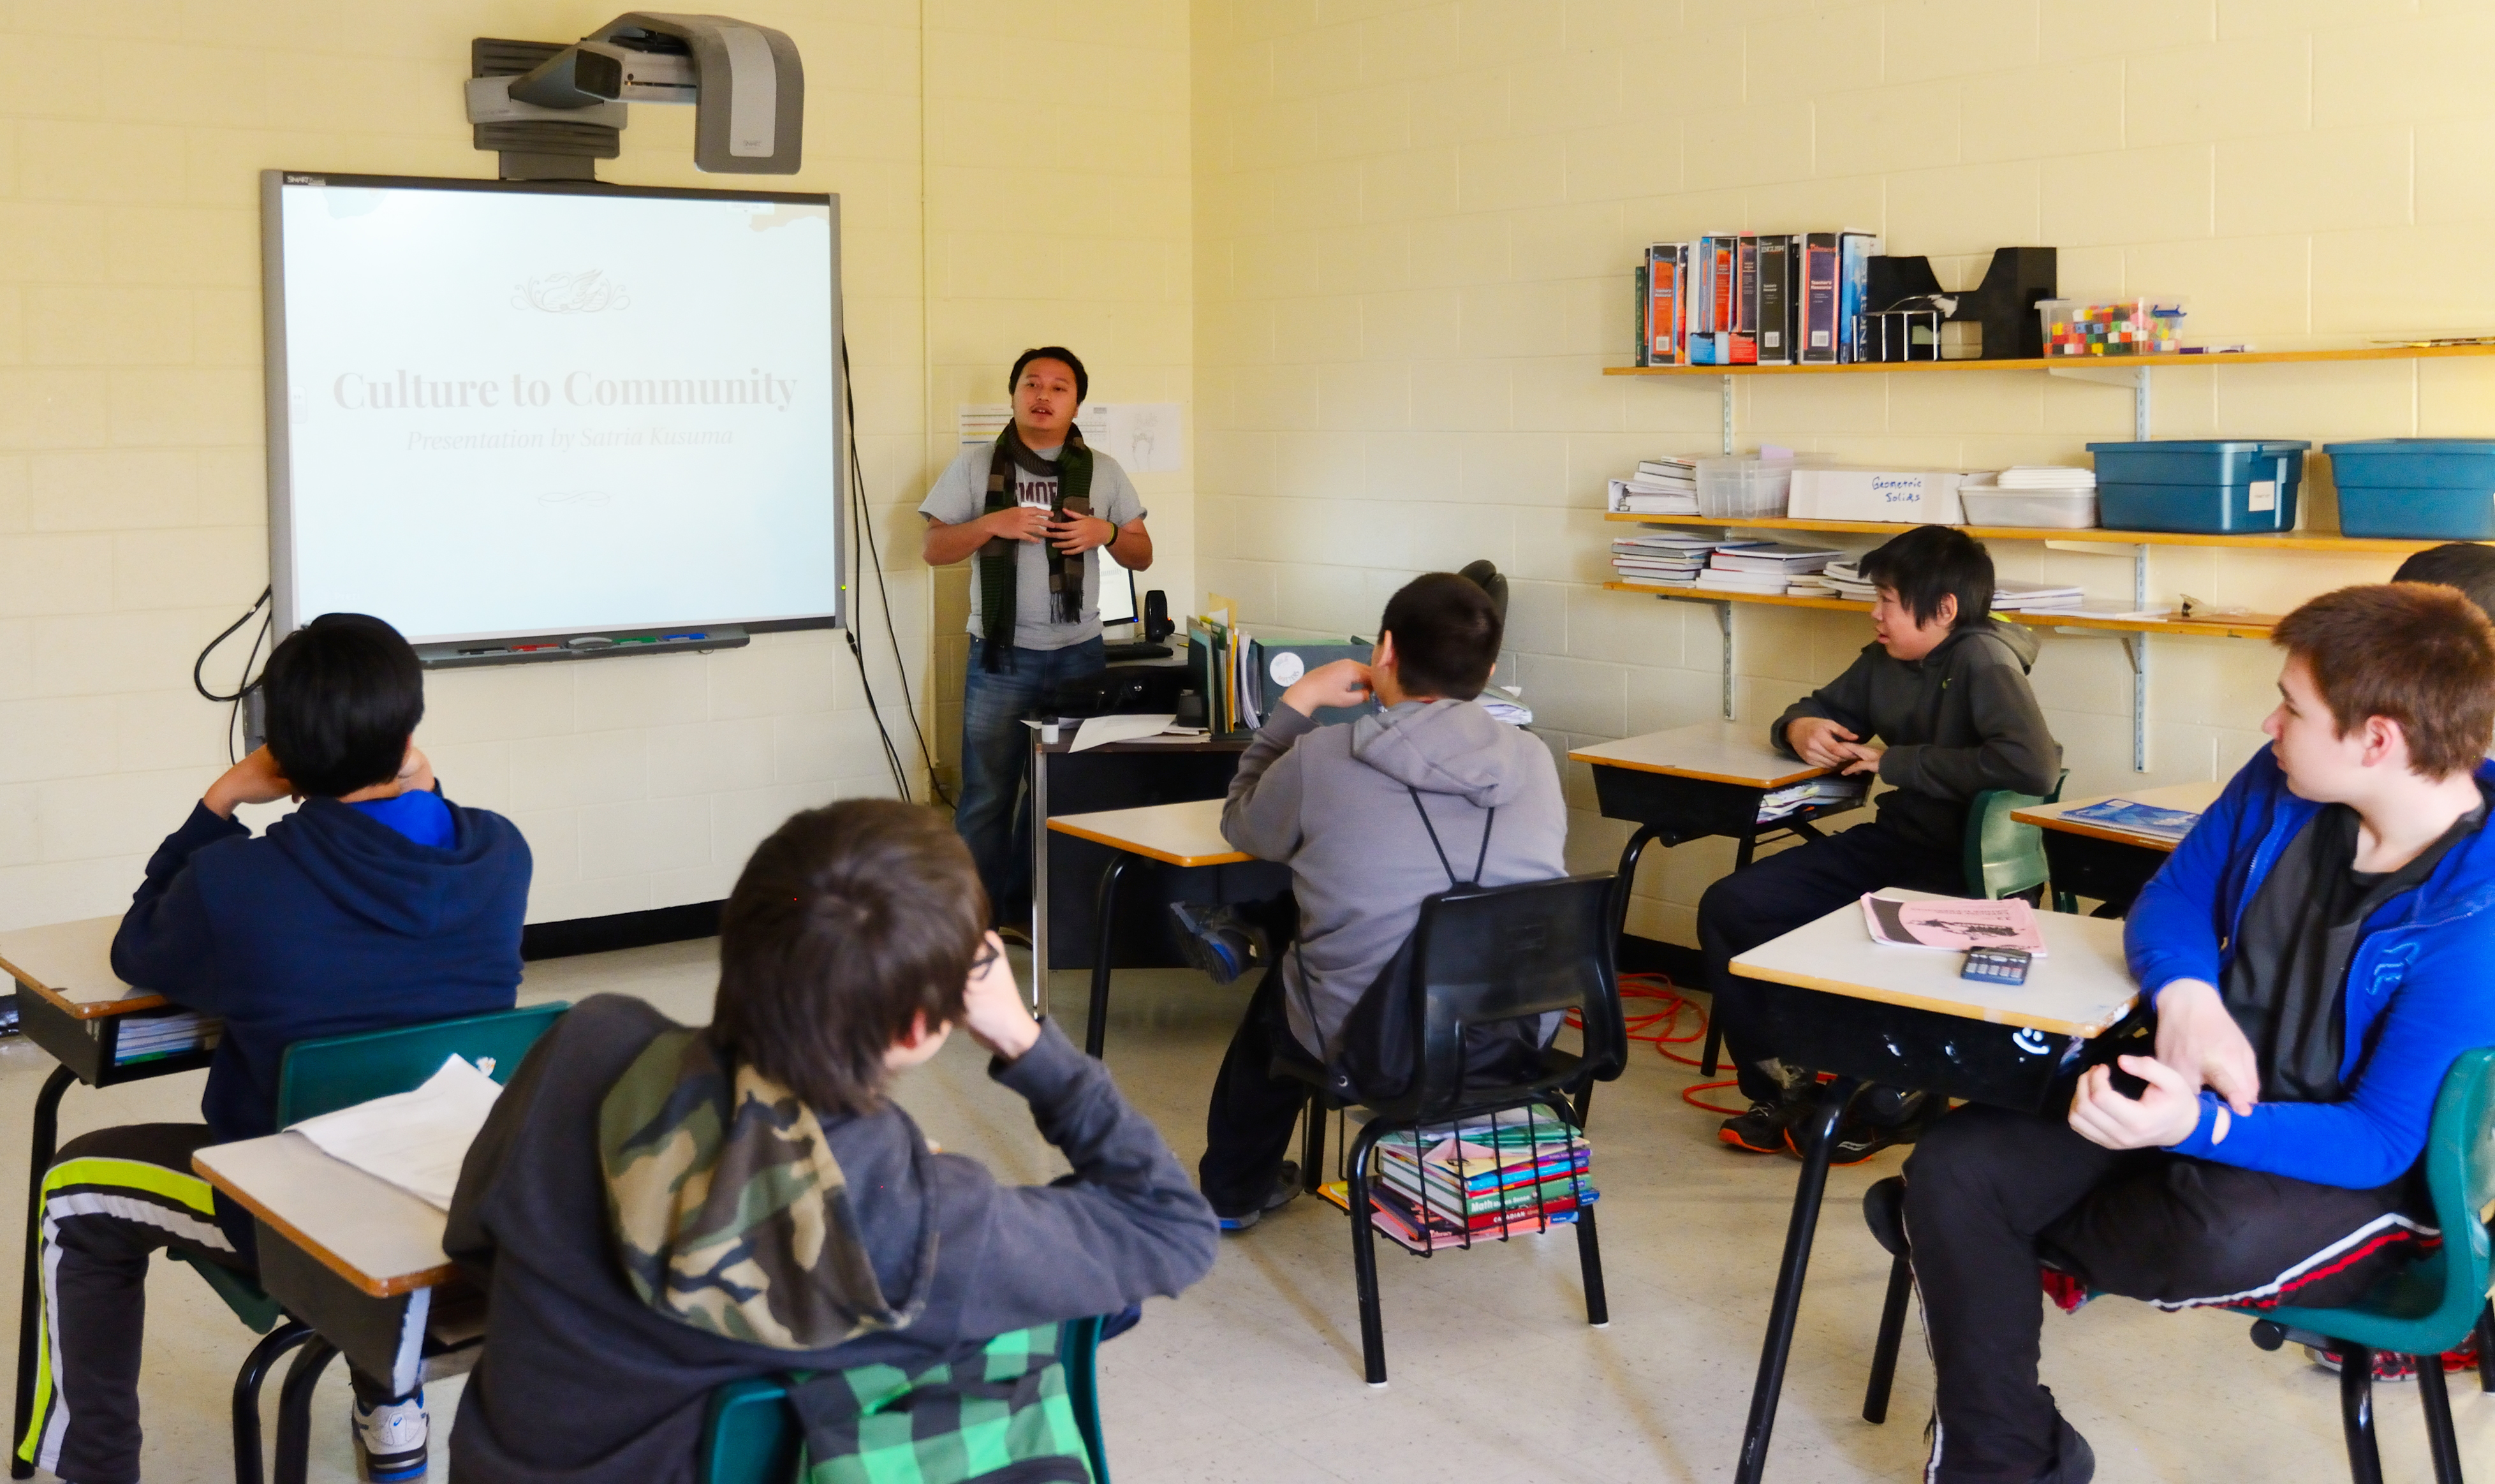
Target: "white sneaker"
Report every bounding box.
[351,1390,429,1482]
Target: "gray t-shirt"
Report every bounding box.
[918,442,1147,650]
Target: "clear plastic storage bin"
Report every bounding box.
[1694,457,1797,518]
[2038,298,2188,356]
[1958,489,2100,529]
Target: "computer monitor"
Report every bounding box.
[1098,547,1138,630]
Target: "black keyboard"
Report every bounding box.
[1104,642,1173,662]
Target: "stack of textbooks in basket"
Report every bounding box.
[1320,1108,1596,1254]
[1695,542,1843,596]
[1608,457,1700,515]
[111,1008,223,1068]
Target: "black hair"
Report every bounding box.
[1380,572,1503,700]
[1857,524,1994,629]
[712,800,986,1115]
[260,613,425,798]
[1008,346,1089,405]
[2392,542,2495,629]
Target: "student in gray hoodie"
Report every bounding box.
[1702,525,2061,1163]
[1198,573,1568,1228]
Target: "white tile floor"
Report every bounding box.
[8,941,2489,1481]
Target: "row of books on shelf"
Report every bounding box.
[1317,1110,1596,1254]
[1634,231,1879,367]
[1610,538,2089,613]
[110,1008,223,1067]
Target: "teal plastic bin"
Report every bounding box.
[2087,440,2310,533]
[2326,439,2495,540]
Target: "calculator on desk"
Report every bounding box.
[1961,946,2031,985]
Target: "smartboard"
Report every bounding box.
[261,171,844,651]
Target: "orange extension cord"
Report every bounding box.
[1568,972,1748,1116]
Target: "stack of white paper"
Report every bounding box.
[289,1054,506,1211]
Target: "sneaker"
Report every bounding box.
[2040,1412,2095,1484]
[1719,1098,1806,1154]
[351,1392,427,1483]
[1170,902,1268,985]
[1792,1114,1910,1166]
[1214,1161,1302,1232]
[2307,1329,2482,1380]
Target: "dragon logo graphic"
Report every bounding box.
[513,270,631,313]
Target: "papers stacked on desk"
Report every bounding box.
[289,1054,506,1210]
[111,1008,222,1066]
[1860,892,2047,955]
[1319,1108,1596,1254]
[2062,797,2201,840]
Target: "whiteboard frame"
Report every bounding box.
[260,169,848,650]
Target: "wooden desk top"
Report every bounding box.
[1046,798,1251,867]
[195,1133,455,1298]
[0,915,159,1019]
[1568,721,1829,789]
[1732,890,2139,1038]
[2013,780,2225,852]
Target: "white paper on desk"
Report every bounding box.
[1068,713,1179,752]
[288,1055,504,1211]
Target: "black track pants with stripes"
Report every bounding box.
[18,1124,402,1484]
[1903,1103,2432,1484]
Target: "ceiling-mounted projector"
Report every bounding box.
[464,13,803,180]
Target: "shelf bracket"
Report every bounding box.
[2043,363,2153,440]
[1721,374,1735,455]
[1717,599,1734,719]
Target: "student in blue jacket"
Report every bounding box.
[1899,582,2495,1484]
[20,613,531,1484]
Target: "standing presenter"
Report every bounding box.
[921,346,1152,930]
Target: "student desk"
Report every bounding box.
[0,916,222,1480]
[1725,893,2144,1484]
[194,1133,473,1484]
[1026,731,1260,984]
[2013,780,2223,916]
[1568,721,1867,1069]
[1045,798,1250,1059]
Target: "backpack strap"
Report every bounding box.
[1406,787,1496,888]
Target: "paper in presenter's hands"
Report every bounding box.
[288,1054,507,1211]
[1858,892,2048,956]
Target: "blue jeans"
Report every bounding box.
[956,636,1105,923]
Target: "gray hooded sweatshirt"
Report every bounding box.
[1223,698,1569,1058]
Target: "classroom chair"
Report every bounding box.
[1962,772,2069,909]
[1273,872,1628,1386]
[698,1316,1114,1483]
[1860,1045,2495,1484]
[174,1001,570,1484]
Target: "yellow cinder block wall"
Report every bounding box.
[0,0,1192,931]
[1190,0,2495,948]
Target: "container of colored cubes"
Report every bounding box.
[2036,298,2188,356]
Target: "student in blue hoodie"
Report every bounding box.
[1897,583,2495,1484]
[19,613,531,1484]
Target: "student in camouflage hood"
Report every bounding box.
[445,800,1217,1483]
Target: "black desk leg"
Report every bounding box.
[11,1064,73,1480]
[1735,1075,1864,1484]
[1085,853,1136,1061]
[272,1335,337,1484]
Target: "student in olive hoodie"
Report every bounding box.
[445,800,1216,1483]
[21,613,530,1484]
[1702,525,2061,1161]
[1198,573,1568,1230]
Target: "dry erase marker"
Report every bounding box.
[663,632,706,641]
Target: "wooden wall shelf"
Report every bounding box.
[1601,582,2277,640]
[1602,344,2495,377]
[1601,512,2452,555]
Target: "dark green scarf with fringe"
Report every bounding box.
[978,423,1093,670]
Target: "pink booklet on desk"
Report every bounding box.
[1860,893,2047,955]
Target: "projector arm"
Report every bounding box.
[466,13,802,179]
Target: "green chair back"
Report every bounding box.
[1962,771,2067,902]
[698,1318,1111,1484]
[176,1002,571,1335]
[275,1001,570,1127]
[2246,1045,2495,1356]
